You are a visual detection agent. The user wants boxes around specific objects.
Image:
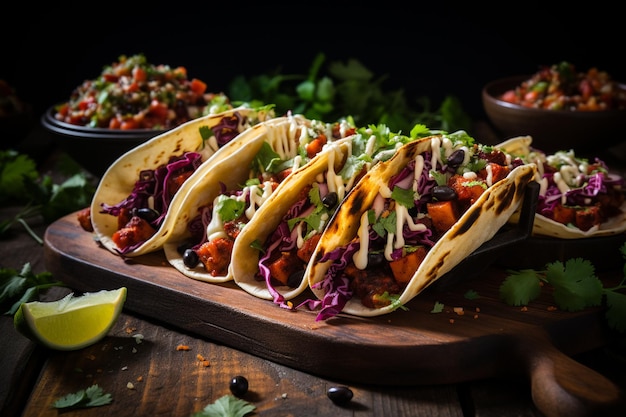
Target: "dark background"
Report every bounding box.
[3,2,624,123]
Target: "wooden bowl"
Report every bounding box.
[482,76,626,155]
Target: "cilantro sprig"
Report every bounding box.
[52,384,112,409]
[0,262,65,315]
[500,243,626,333]
[0,150,96,244]
[228,52,472,134]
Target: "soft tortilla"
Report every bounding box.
[306,137,538,317]
[91,107,269,257]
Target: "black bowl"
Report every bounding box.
[482,76,626,156]
[41,106,167,177]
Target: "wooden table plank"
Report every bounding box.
[18,312,466,417]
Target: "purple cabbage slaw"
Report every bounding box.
[99,111,249,254]
[535,157,624,221]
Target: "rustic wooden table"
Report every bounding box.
[2,128,626,417]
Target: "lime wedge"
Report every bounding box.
[14,287,127,351]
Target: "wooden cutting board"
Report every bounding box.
[43,212,624,415]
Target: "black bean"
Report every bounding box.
[182,249,199,268]
[327,386,353,405]
[368,252,385,266]
[133,207,160,222]
[432,185,457,201]
[287,269,305,288]
[446,149,465,167]
[229,375,249,397]
[322,192,338,209]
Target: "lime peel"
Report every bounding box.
[14,287,127,351]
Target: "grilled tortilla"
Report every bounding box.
[306,135,538,319]
[90,106,273,257]
[163,115,358,283]
[230,124,437,306]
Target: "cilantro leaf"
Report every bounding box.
[464,290,479,300]
[431,301,445,313]
[499,269,542,306]
[605,291,626,333]
[1,263,65,315]
[545,259,603,311]
[53,384,112,409]
[192,395,256,417]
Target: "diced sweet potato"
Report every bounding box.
[427,200,460,235]
[552,205,576,225]
[196,237,234,276]
[575,205,601,231]
[389,246,428,285]
[297,233,321,263]
[112,216,155,249]
[268,252,303,285]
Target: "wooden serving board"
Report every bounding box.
[43,212,623,415]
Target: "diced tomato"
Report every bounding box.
[478,162,510,184]
[448,175,486,208]
[149,99,170,119]
[132,66,147,82]
[190,78,207,95]
[120,118,140,130]
[389,246,428,284]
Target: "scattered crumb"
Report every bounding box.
[200,360,210,367]
[520,306,528,312]
[136,376,143,382]
[133,334,144,344]
[449,319,455,324]
[125,327,137,334]
[176,344,191,351]
[453,307,464,315]
[85,354,96,361]
[547,306,557,311]
[132,347,137,353]
[121,366,128,371]
[281,393,288,399]
[473,314,479,319]
[196,354,205,361]
[127,382,135,390]
[475,307,480,313]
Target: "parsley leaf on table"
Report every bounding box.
[0,262,65,315]
[52,384,112,409]
[191,395,256,417]
[500,243,626,333]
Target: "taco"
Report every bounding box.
[305,132,538,319]
[162,114,358,283]
[90,105,274,257]
[230,124,437,306]
[499,136,626,238]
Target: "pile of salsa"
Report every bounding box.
[499,61,626,111]
[53,54,232,130]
